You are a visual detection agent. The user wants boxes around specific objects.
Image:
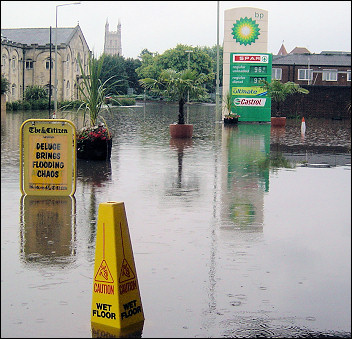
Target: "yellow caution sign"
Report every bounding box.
[19,119,76,196]
[91,202,144,330]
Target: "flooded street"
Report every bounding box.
[1,103,351,338]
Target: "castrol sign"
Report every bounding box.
[234,98,266,107]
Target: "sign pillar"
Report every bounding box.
[223,7,272,122]
[91,202,144,334]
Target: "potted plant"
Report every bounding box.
[76,54,119,160]
[223,90,240,125]
[260,80,309,127]
[139,68,213,138]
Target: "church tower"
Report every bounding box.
[104,18,122,56]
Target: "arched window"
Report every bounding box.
[2,55,6,69]
[12,57,16,71]
[11,84,16,96]
[66,54,70,72]
[46,58,53,70]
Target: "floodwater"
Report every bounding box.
[1,103,351,338]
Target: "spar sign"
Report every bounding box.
[20,119,76,196]
[230,53,272,122]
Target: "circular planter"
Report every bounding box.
[271,117,286,127]
[77,138,112,161]
[169,124,193,138]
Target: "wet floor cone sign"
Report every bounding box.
[91,202,144,331]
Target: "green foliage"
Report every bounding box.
[140,68,212,124]
[223,91,232,115]
[107,96,136,106]
[77,54,120,128]
[24,85,47,101]
[100,54,128,95]
[260,80,309,117]
[136,44,215,94]
[1,74,9,94]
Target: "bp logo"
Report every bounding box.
[231,17,260,46]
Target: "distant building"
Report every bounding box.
[272,44,351,87]
[1,25,91,102]
[104,19,122,56]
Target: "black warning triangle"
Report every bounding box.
[119,258,135,283]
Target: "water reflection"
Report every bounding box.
[20,195,76,266]
[1,106,350,338]
[220,123,270,229]
[166,138,199,196]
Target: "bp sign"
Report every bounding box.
[230,53,272,122]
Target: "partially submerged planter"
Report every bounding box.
[271,117,286,127]
[169,124,193,138]
[77,138,112,161]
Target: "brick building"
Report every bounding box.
[272,45,351,87]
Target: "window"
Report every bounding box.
[322,69,338,81]
[11,84,16,96]
[272,68,282,80]
[46,59,53,69]
[347,70,351,82]
[66,55,70,72]
[2,55,6,68]
[26,60,33,69]
[298,68,313,81]
[12,57,16,71]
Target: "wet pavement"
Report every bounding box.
[1,103,351,337]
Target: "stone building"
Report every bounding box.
[1,25,90,103]
[104,19,122,56]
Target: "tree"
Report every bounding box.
[100,54,128,95]
[136,45,215,94]
[260,80,309,117]
[139,68,213,124]
[1,74,9,95]
[124,57,142,94]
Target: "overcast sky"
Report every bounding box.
[1,1,351,59]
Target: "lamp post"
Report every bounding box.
[216,1,221,121]
[185,50,193,124]
[54,2,81,118]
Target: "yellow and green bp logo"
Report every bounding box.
[231,17,260,46]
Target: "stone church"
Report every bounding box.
[104,19,122,56]
[1,25,90,103]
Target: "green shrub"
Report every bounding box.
[110,96,136,106]
[24,85,47,101]
[21,101,32,110]
[11,101,21,111]
[6,102,12,110]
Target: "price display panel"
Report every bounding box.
[229,53,272,122]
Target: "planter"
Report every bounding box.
[224,117,239,125]
[271,117,286,127]
[169,124,193,138]
[77,138,112,161]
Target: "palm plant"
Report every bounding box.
[260,80,309,117]
[77,54,119,129]
[223,90,239,118]
[139,68,213,124]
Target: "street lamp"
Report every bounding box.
[54,1,81,118]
